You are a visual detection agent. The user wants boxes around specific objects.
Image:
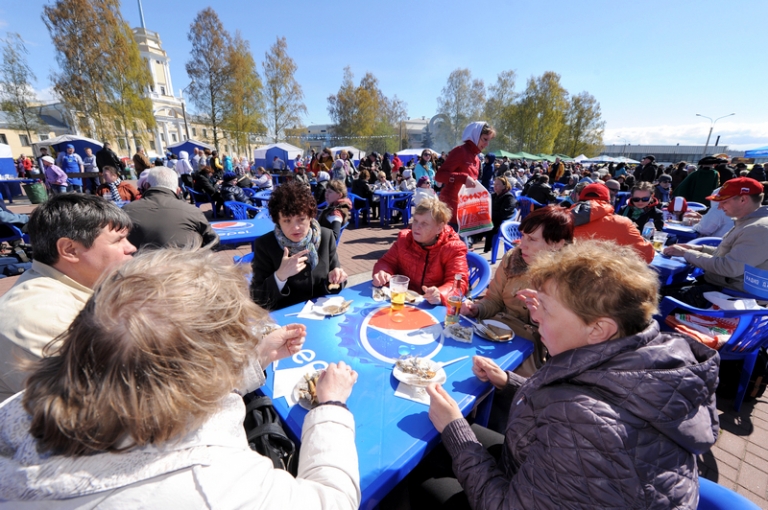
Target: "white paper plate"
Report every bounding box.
[393,359,447,388]
[474,319,515,342]
[293,370,322,410]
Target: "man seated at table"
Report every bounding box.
[570,182,655,263]
[95,166,141,202]
[415,240,718,509]
[0,194,136,401]
[663,177,768,296]
[123,167,218,250]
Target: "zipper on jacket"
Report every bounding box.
[420,251,430,289]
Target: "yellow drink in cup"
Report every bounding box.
[389,275,410,321]
[653,240,664,251]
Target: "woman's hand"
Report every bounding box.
[276,247,308,281]
[472,356,508,390]
[328,267,348,286]
[465,177,477,188]
[426,384,463,433]
[516,289,540,319]
[316,361,358,404]
[372,270,392,287]
[422,286,442,305]
[258,324,306,365]
[460,299,478,317]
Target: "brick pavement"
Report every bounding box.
[3,195,768,507]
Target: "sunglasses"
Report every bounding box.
[631,196,651,203]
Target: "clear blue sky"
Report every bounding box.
[2,0,766,150]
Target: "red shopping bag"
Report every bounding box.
[457,183,493,237]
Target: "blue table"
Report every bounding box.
[211,218,273,251]
[374,190,413,227]
[650,252,690,286]
[663,223,698,243]
[0,178,34,203]
[266,281,533,509]
[253,190,272,207]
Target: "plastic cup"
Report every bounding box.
[389,275,409,322]
[652,232,668,251]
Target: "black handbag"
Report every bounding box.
[242,392,298,475]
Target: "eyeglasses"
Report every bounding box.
[631,196,651,203]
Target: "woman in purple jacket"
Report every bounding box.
[416,239,719,509]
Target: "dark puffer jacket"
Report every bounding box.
[441,321,719,509]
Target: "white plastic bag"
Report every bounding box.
[456,183,493,237]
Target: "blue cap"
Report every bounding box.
[222,171,237,181]
[66,144,74,149]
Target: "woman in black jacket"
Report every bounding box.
[250,181,348,310]
[482,176,517,252]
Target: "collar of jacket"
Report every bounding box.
[144,187,179,200]
[503,246,528,278]
[463,140,481,156]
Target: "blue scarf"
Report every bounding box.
[273,218,321,270]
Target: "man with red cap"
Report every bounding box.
[570,182,655,263]
[664,177,768,293]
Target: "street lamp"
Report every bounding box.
[180,83,193,141]
[696,113,734,157]
[616,136,629,157]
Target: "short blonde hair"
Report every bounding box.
[527,240,659,337]
[23,248,270,456]
[326,179,347,197]
[414,196,452,225]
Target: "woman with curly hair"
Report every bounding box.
[251,180,348,310]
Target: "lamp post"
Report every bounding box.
[696,113,734,157]
[616,136,629,158]
[180,83,193,141]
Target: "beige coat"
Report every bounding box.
[473,247,545,374]
[0,261,92,401]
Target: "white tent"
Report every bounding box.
[328,146,365,161]
[581,155,618,164]
[253,142,304,170]
[0,143,14,175]
[573,154,589,162]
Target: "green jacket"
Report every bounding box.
[673,167,720,206]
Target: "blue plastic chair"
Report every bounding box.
[686,237,722,281]
[254,190,272,207]
[347,192,371,228]
[389,192,413,226]
[687,202,708,213]
[466,251,491,299]
[615,191,631,211]
[516,196,542,221]
[233,252,254,265]
[224,201,262,220]
[0,223,29,245]
[185,186,217,218]
[490,219,521,265]
[254,208,271,220]
[657,295,768,411]
[337,221,348,246]
[241,187,257,199]
[698,477,760,509]
[552,182,566,191]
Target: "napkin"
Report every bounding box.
[297,300,325,320]
[394,382,431,405]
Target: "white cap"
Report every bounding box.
[42,156,55,164]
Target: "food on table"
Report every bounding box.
[405,290,421,303]
[484,323,513,341]
[298,372,320,406]
[445,323,473,343]
[396,356,438,381]
[372,287,387,301]
[328,283,340,290]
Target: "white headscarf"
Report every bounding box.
[462,121,487,146]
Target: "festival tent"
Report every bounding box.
[745,146,768,159]
[488,149,517,159]
[0,143,14,176]
[329,146,365,164]
[573,154,589,162]
[254,142,303,170]
[396,148,438,165]
[614,156,641,164]
[517,151,541,160]
[166,139,213,157]
[581,155,618,164]
[535,154,558,162]
[31,134,102,159]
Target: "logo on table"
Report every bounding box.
[211,221,249,229]
[357,306,444,364]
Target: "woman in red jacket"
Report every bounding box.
[372,197,468,305]
[434,122,496,229]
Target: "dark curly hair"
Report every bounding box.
[268,180,317,222]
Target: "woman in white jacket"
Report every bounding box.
[0,248,360,509]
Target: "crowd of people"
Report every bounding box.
[3,121,768,508]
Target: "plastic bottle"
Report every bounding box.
[641,220,655,240]
[445,274,463,326]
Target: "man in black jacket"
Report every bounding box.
[634,155,658,183]
[123,167,218,250]
[524,175,557,206]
